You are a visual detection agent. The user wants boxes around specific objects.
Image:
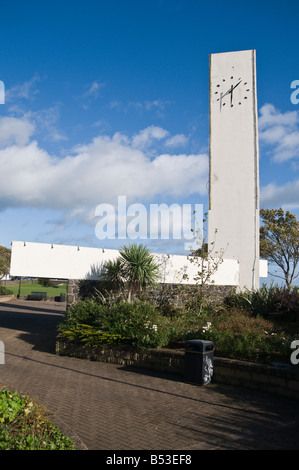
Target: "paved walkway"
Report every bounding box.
[1,299,299,451]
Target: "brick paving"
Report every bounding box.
[1,299,299,450]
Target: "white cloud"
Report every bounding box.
[151,153,208,196]
[131,125,170,149]
[5,76,40,102]
[260,179,299,209]
[108,100,122,110]
[165,133,188,148]
[0,117,35,147]
[258,103,299,209]
[259,103,299,162]
[0,120,208,216]
[4,77,66,143]
[83,80,105,98]
[143,99,172,111]
[108,99,173,116]
[24,106,67,142]
[259,103,298,130]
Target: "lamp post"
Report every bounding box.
[17,277,21,298]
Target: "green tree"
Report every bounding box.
[102,243,161,301]
[260,208,299,288]
[0,246,11,280]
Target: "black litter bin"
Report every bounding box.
[184,339,214,385]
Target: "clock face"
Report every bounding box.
[213,73,250,111]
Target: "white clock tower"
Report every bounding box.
[208,49,260,290]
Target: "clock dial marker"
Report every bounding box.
[214,75,250,111]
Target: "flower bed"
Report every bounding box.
[56,285,299,400]
[0,388,75,450]
[58,297,297,363]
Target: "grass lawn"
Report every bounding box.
[7,282,67,297]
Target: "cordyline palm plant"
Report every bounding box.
[101,243,161,302]
[101,258,125,292]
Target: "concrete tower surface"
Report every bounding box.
[208,49,259,290]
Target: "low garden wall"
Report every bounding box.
[0,294,15,302]
[66,280,236,307]
[56,335,299,402]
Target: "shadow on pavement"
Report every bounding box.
[0,300,66,315]
[0,300,66,354]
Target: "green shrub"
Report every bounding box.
[59,295,297,362]
[97,300,172,349]
[225,283,299,321]
[61,324,127,347]
[224,284,275,316]
[271,286,299,321]
[186,308,293,362]
[38,278,53,287]
[0,286,13,295]
[60,299,189,349]
[61,298,107,329]
[0,389,75,450]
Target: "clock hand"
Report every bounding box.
[220,86,233,110]
[221,88,231,99]
[231,80,242,106]
[219,80,243,110]
[231,79,242,91]
[222,80,242,98]
[219,88,229,110]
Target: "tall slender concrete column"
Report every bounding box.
[208,50,260,290]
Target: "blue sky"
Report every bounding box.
[0,0,299,268]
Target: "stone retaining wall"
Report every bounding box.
[66,280,236,307]
[56,336,299,402]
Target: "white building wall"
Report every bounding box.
[10,240,240,286]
